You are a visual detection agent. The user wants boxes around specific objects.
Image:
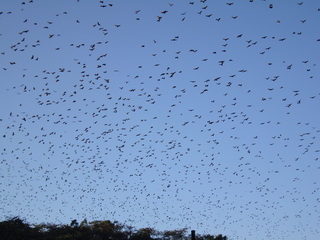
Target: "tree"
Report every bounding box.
[78,219,93,240]
[90,220,115,240]
[163,228,188,240]
[213,234,227,240]
[130,227,158,240]
[70,219,80,240]
[0,218,229,240]
[0,217,32,240]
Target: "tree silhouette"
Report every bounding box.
[163,228,188,240]
[0,217,228,240]
[0,217,32,240]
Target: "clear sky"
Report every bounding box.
[1,0,320,239]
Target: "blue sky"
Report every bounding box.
[1,1,320,239]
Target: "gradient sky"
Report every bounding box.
[1,1,320,240]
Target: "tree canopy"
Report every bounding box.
[0,217,228,240]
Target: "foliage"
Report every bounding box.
[0,217,228,240]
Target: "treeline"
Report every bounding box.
[0,217,228,240]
